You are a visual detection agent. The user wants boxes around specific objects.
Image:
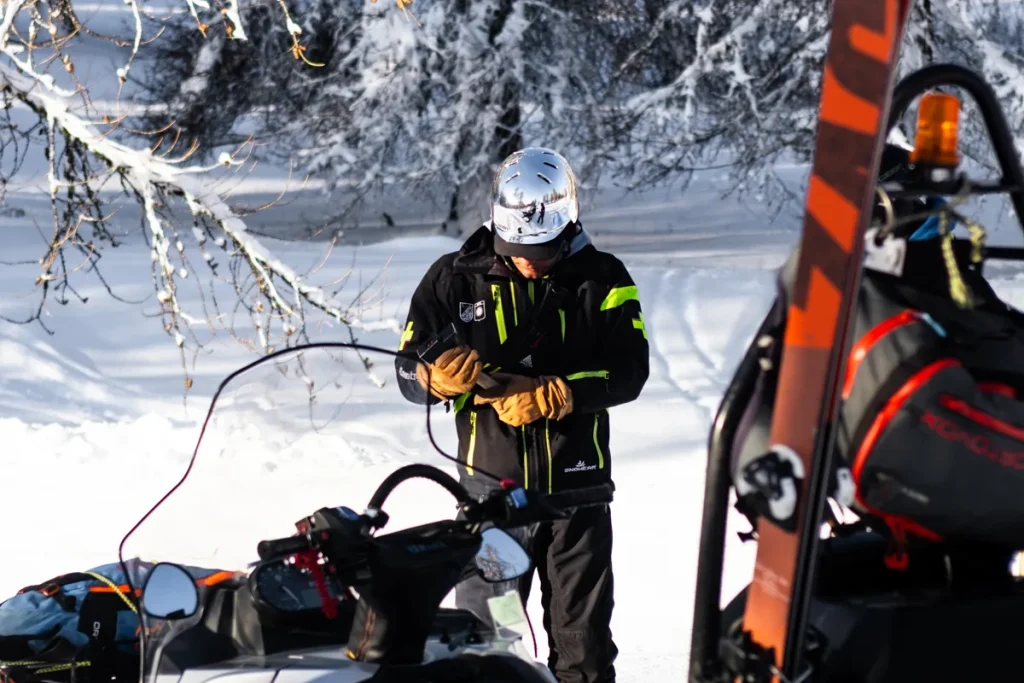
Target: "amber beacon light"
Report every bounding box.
[909,92,961,168]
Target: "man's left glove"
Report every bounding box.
[473,373,573,427]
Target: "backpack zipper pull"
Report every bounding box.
[884,518,910,570]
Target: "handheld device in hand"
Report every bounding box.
[416,322,501,391]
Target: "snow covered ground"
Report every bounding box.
[0,176,787,675]
[7,2,1024,678]
[8,177,1024,677]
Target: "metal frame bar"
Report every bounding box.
[686,62,1024,683]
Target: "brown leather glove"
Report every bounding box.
[473,373,573,427]
[416,345,482,399]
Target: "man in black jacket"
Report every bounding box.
[395,148,649,683]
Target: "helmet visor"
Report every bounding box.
[493,223,572,260]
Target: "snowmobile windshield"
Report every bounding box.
[116,343,476,682]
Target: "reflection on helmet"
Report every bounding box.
[490,148,580,259]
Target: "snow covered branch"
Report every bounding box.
[601,0,831,202]
[131,0,630,236]
[1,0,404,388]
[604,0,1024,208]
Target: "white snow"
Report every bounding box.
[8,175,1024,675]
[6,2,1024,679]
[0,176,787,674]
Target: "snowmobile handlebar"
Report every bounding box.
[458,479,616,528]
[256,534,316,561]
[251,462,615,648]
[366,463,475,511]
[368,463,615,528]
[255,463,615,564]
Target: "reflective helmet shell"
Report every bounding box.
[490,147,580,259]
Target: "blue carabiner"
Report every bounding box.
[909,196,957,241]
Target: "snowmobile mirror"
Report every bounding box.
[474,528,532,583]
[140,563,199,620]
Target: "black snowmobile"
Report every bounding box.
[689,64,1024,683]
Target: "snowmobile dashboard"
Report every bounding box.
[250,559,347,615]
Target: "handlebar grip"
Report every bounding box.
[543,484,615,510]
[257,534,312,560]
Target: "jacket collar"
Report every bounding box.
[452,222,594,279]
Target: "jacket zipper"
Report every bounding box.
[504,277,555,491]
[550,301,564,489]
[521,426,530,489]
[466,411,478,477]
[510,280,519,326]
[546,418,553,492]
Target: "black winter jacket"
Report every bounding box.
[395,225,650,492]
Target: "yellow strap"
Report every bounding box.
[521,426,529,489]
[33,661,92,675]
[0,573,132,675]
[0,660,92,673]
[600,285,640,311]
[546,419,553,493]
[84,572,138,613]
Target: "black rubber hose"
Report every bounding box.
[367,463,472,511]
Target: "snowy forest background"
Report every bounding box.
[4,0,1024,364]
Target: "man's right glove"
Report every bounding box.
[473,373,573,427]
[416,345,482,399]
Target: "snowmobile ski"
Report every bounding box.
[736,0,913,681]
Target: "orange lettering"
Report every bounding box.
[819,66,881,135]
[849,0,899,63]
[784,267,840,349]
[806,175,859,253]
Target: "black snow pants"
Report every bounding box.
[456,478,618,683]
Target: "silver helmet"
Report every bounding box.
[490,147,580,260]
